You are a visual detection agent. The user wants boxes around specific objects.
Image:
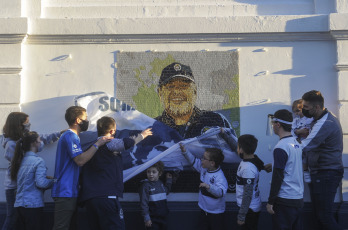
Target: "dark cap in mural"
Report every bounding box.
[159,62,195,87]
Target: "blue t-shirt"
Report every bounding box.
[51,130,83,198]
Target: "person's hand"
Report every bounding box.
[220,127,225,134]
[96,136,113,147]
[145,220,152,227]
[199,183,210,190]
[166,173,172,179]
[264,163,272,173]
[296,128,309,138]
[141,128,153,139]
[266,203,275,214]
[237,220,245,226]
[46,176,54,179]
[179,143,186,152]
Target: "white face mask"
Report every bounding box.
[23,123,31,132]
[37,141,44,152]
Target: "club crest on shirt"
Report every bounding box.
[210,176,216,184]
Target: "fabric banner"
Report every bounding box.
[76,92,240,182]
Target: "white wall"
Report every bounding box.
[1,0,348,203]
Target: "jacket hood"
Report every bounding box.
[243,155,265,172]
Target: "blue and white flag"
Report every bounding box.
[76,92,240,182]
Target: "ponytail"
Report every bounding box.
[10,131,39,181]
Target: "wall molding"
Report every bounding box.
[0,35,26,44]
[336,64,348,71]
[0,67,22,75]
[26,32,333,45]
[331,30,348,40]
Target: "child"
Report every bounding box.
[179,144,228,230]
[139,161,172,230]
[267,110,304,230]
[1,112,62,230]
[79,116,152,230]
[51,106,111,230]
[291,99,313,142]
[11,131,54,230]
[236,134,270,230]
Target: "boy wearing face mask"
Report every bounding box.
[51,106,112,230]
[78,116,152,230]
[236,135,271,230]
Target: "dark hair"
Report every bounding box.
[148,161,164,175]
[11,131,39,181]
[2,112,29,141]
[65,106,86,126]
[206,148,224,167]
[274,109,293,132]
[97,116,116,137]
[292,99,303,111]
[302,90,324,109]
[238,134,258,155]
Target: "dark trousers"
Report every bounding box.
[85,197,125,230]
[272,203,302,230]
[309,170,344,230]
[199,209,225,230]
[16,207,43,230]
[240,209,260,230]
[146,216,167,230]
[52,197,77,230]
[1,189,17,230]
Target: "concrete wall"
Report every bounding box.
[1,0,348,207]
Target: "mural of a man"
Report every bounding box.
[156,62,232,139]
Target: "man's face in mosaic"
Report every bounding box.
[158,78,197,118]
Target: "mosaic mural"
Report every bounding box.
[117,51,240,192]
[116,51,240,136]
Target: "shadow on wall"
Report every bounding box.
[232,0,335,15]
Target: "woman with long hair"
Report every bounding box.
[11,131,54,230]
[1,112,62,230]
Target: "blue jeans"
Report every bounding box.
[1,189,17,230]
[85,197,125,230]
[309,170,344,230]
[272,203,303,230]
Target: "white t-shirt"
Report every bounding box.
[236,161,261,212]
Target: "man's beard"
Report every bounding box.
[166,101,194,117]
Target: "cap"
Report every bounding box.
[158,63,195,87]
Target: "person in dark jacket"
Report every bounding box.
[139,161,172,230]
[79,116,152,230]
[301,90,344,230]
